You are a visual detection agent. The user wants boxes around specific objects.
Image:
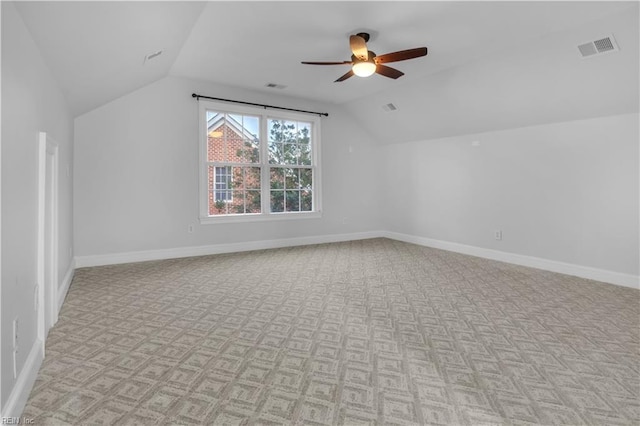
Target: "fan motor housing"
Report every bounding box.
[351,51,376,63]
[356,32,371,42]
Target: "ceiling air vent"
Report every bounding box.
[265,83,287,89]
[143,49,163,64]
[382,103,398,112]
[578,35,618,58]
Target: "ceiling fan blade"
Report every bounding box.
[349,34,368,61]
[334,70,354,82]
[375,64,404,79]
[374,47,428,64]
[301,61,352,65]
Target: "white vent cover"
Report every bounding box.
[382,103,398,112]
[265,83,287,89]
[578,35,618,58]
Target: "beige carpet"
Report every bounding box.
[23,238,639,425]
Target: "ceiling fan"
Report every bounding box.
[301,32,427,82]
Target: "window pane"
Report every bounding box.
[227,130,258,165]
[237,113,260,164]
[245,167,261,190]
[285,191,300,212]
[243,116,260,138]
[285,168,299,189]
[207,166,263,217]
[268,119,297,164]
[298,122,311,144]
[299,143,311,165]
[270,191,284,213]
[268,120,284,142]
[235,140,259,163]
[207,111,227,162]
[214,166,231,187]
[301,190,312,211]
[268,119,312,166]
[280,120,297,143]
[210,192,229,215]
[211,166,233,207]
[282,143,297,165]
[208,111,260,164]
[231,190,245,214]
[231,167,244,190]
[207,129,223,162]
[270,168,284,189]
[300,168,312,190]
[246,190,261,213]
[269,142,283,164]
[215,190,231,202]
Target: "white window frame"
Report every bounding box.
[199,100,322,224]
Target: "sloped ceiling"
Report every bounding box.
[171,1,635,105]
[343,5,640,144]
[13,1,639,140]
[14,1,206,116]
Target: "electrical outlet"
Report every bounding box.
[494,230,502,241]
[188,224,194,233]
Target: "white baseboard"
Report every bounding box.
[73,230,638,289]
[382,231,639,289]
[57,259,75,311]
[0,339,44,419]
[74,231,383,268]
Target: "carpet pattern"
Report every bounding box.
[22,238,639,425]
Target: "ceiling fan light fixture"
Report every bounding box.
[301,33,427,82]
[352,61,376,77]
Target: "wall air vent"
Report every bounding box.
[265,83,287,89]
[382,103,398,112]
[578,35,618,58]
[143,49,163,64]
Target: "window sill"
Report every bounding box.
[199,211,322,225]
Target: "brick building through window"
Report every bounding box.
[207,113,261,215]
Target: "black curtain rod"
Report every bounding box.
[192,93,328,117]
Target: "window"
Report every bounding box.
[213,166,232,202]
[199,100,321,223]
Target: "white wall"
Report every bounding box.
[74,76,380,258]
[379,113,639,279]
[354,5,639,287]
[1,2,74,412]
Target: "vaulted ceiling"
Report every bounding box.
[14,1,639,128]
